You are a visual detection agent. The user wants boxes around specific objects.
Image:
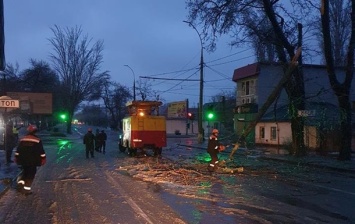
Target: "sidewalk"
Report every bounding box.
[0,150,21,196]
[175,138,355,173]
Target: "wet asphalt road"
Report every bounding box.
[0,128,354,223]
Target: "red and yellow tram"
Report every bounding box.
[119,101,166,156]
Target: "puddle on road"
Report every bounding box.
[159,182,241,224]
[158,180,287,223]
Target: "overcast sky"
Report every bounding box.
[4,0,255,106]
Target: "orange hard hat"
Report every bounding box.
[212,129,219,134]
[27,125,37,133]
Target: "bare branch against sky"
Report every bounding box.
[3,0,255,105]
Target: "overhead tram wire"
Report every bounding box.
[208,54,255,67]
[141,66,199,88]
[139,50,254,98]
[155,70,199,94]
[205,65,231,80]
[204,48,252,64]
[143,49,253,79]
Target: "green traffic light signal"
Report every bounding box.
[207,112,214,120]
[59,113,67,121]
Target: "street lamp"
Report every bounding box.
[183,20,204,143]
[124,65,136,101]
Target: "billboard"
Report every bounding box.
[167,101,187,118]
[6,92,52,114]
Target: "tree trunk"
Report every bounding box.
[263,0,306,156]
[287,23,306,157]
[338,95,352,160]
[321,0,354,161]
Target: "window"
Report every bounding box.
[259,127,265,139]
[270,127,277,140]
[241,79,255,96]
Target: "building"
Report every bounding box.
[232,62,355,151]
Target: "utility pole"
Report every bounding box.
[124,65,136,101]
[183,20,204,143]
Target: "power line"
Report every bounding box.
[205,48,252,64]
[208,54,255,67]
[140,76,199,81]
[143,50,254,78]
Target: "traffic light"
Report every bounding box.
[60,114,66,120]
[206,105,214,120]
[207,111,214,120]
[59,113,67,122]
[187,112,195,120]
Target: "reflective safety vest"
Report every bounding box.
[13,127,19,135]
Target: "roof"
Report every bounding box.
[232,63,260,82]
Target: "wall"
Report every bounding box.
[255,122,291,146]
[256,64,353,109]
[166,119,197,135]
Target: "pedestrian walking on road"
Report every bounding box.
[94,128,102,153]
[15,125,46,195]
[98,130,107,154]
[5,122,18,165]
[84,128,95,158]
[207,129,225,173]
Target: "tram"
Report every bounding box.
[119,101,166,156]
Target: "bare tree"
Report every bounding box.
[136,79,160,101]
[20,59,60,92]
[49,25,109,133]
[186,0,307,156]
[101,81,131,130]
[321,0,354,160]
[2,63,21,93]
[317,0,351,66]
[75,104,107,127]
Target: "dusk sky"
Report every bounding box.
[4,0,256,106]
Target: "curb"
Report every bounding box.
[177,143,355,173]
[259,156,355,173]
[0,169,22,198]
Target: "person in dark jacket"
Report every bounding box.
[207,129,224,173]
[15,125,46,195]
[5,123,17,165]
[83,128,95,158]
[98,130,107,154]
[94,128,101,153]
